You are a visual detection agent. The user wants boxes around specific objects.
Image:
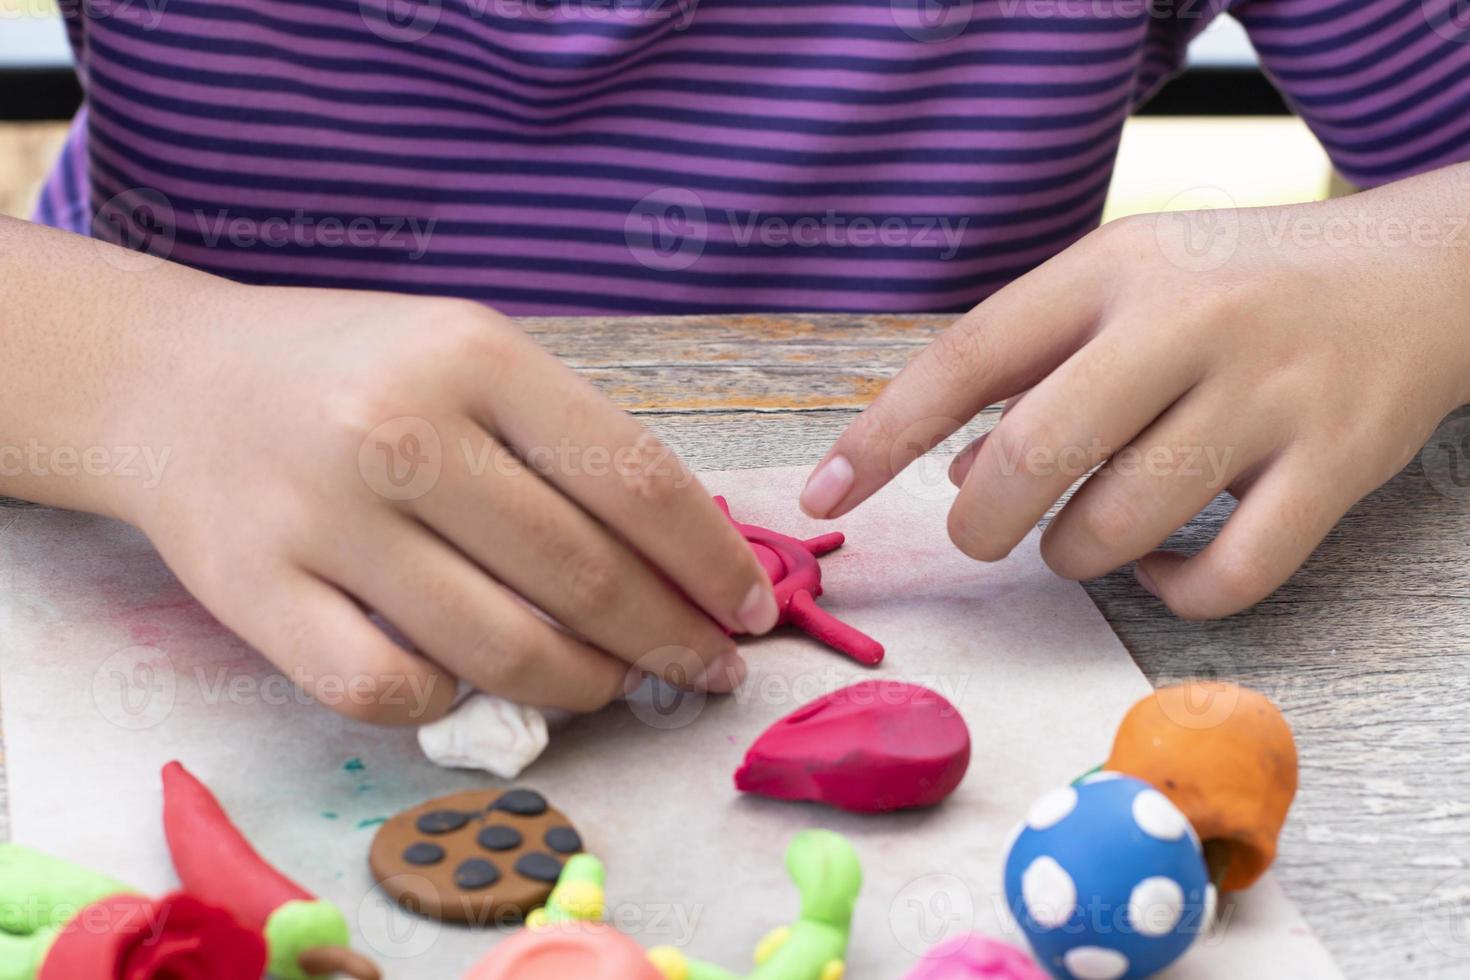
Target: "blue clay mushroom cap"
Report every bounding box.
[1003,773,1214,980]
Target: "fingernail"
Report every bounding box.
[800,454,854,518]
[621,668,650,699]
[699,650,747,693]
[1135,564,1159,598]
[737,581,779,635]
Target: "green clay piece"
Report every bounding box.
[344,758,365,772]
[537,854,606,925]
[650,830,862,980]
[0,928,55,980]
[264,898,352,980]
[357,817,387,830]
[0,844,133,935]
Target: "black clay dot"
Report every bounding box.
[477,825,523,852]
[493,789,548,816]
[402,842,444,866]
[515,852,563,883]
[544,827,582,854]
[454,858,502,890]
[416,810,470,835]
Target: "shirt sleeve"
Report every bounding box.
[1232,0,1470,187]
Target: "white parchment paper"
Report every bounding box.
[0,466,1341,978]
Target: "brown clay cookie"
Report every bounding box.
[369,787,584,925]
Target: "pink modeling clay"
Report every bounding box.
[901,934,1049,980]
[735,681,970,813]
[716,496,883,665]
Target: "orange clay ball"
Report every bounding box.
[463,924,662,980]
[1104,682,1297,892]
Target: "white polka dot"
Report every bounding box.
[1063,946,1129,980]
[1132,788,1190,842]
[1079,770,1122,785]
[1021,856,1076,929]
[1203,884,1219,933]
[1027,786,1078,831]
[1128,876,1184,937]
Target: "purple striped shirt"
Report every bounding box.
[34,0,1470,315]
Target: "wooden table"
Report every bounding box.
[5,312,1469,978]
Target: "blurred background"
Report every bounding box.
[0,1,1335,224]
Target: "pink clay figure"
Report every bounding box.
[716,496,883,666]
[901,934,1050,980]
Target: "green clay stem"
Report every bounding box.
[263,898,353,980]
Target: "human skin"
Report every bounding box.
[0,216,778,722]
[803,162,1470,619]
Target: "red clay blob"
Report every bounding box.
[716,496,883,666]
[735,681,971,813]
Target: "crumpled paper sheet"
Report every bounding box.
[0,466,1342,978]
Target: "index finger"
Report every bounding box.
[470,326,778,639]
[799,246,1110,520]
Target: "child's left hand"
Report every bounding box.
[800,163,1470,619]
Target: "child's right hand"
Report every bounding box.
[0,219,776,724]
[119,284,778,724]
